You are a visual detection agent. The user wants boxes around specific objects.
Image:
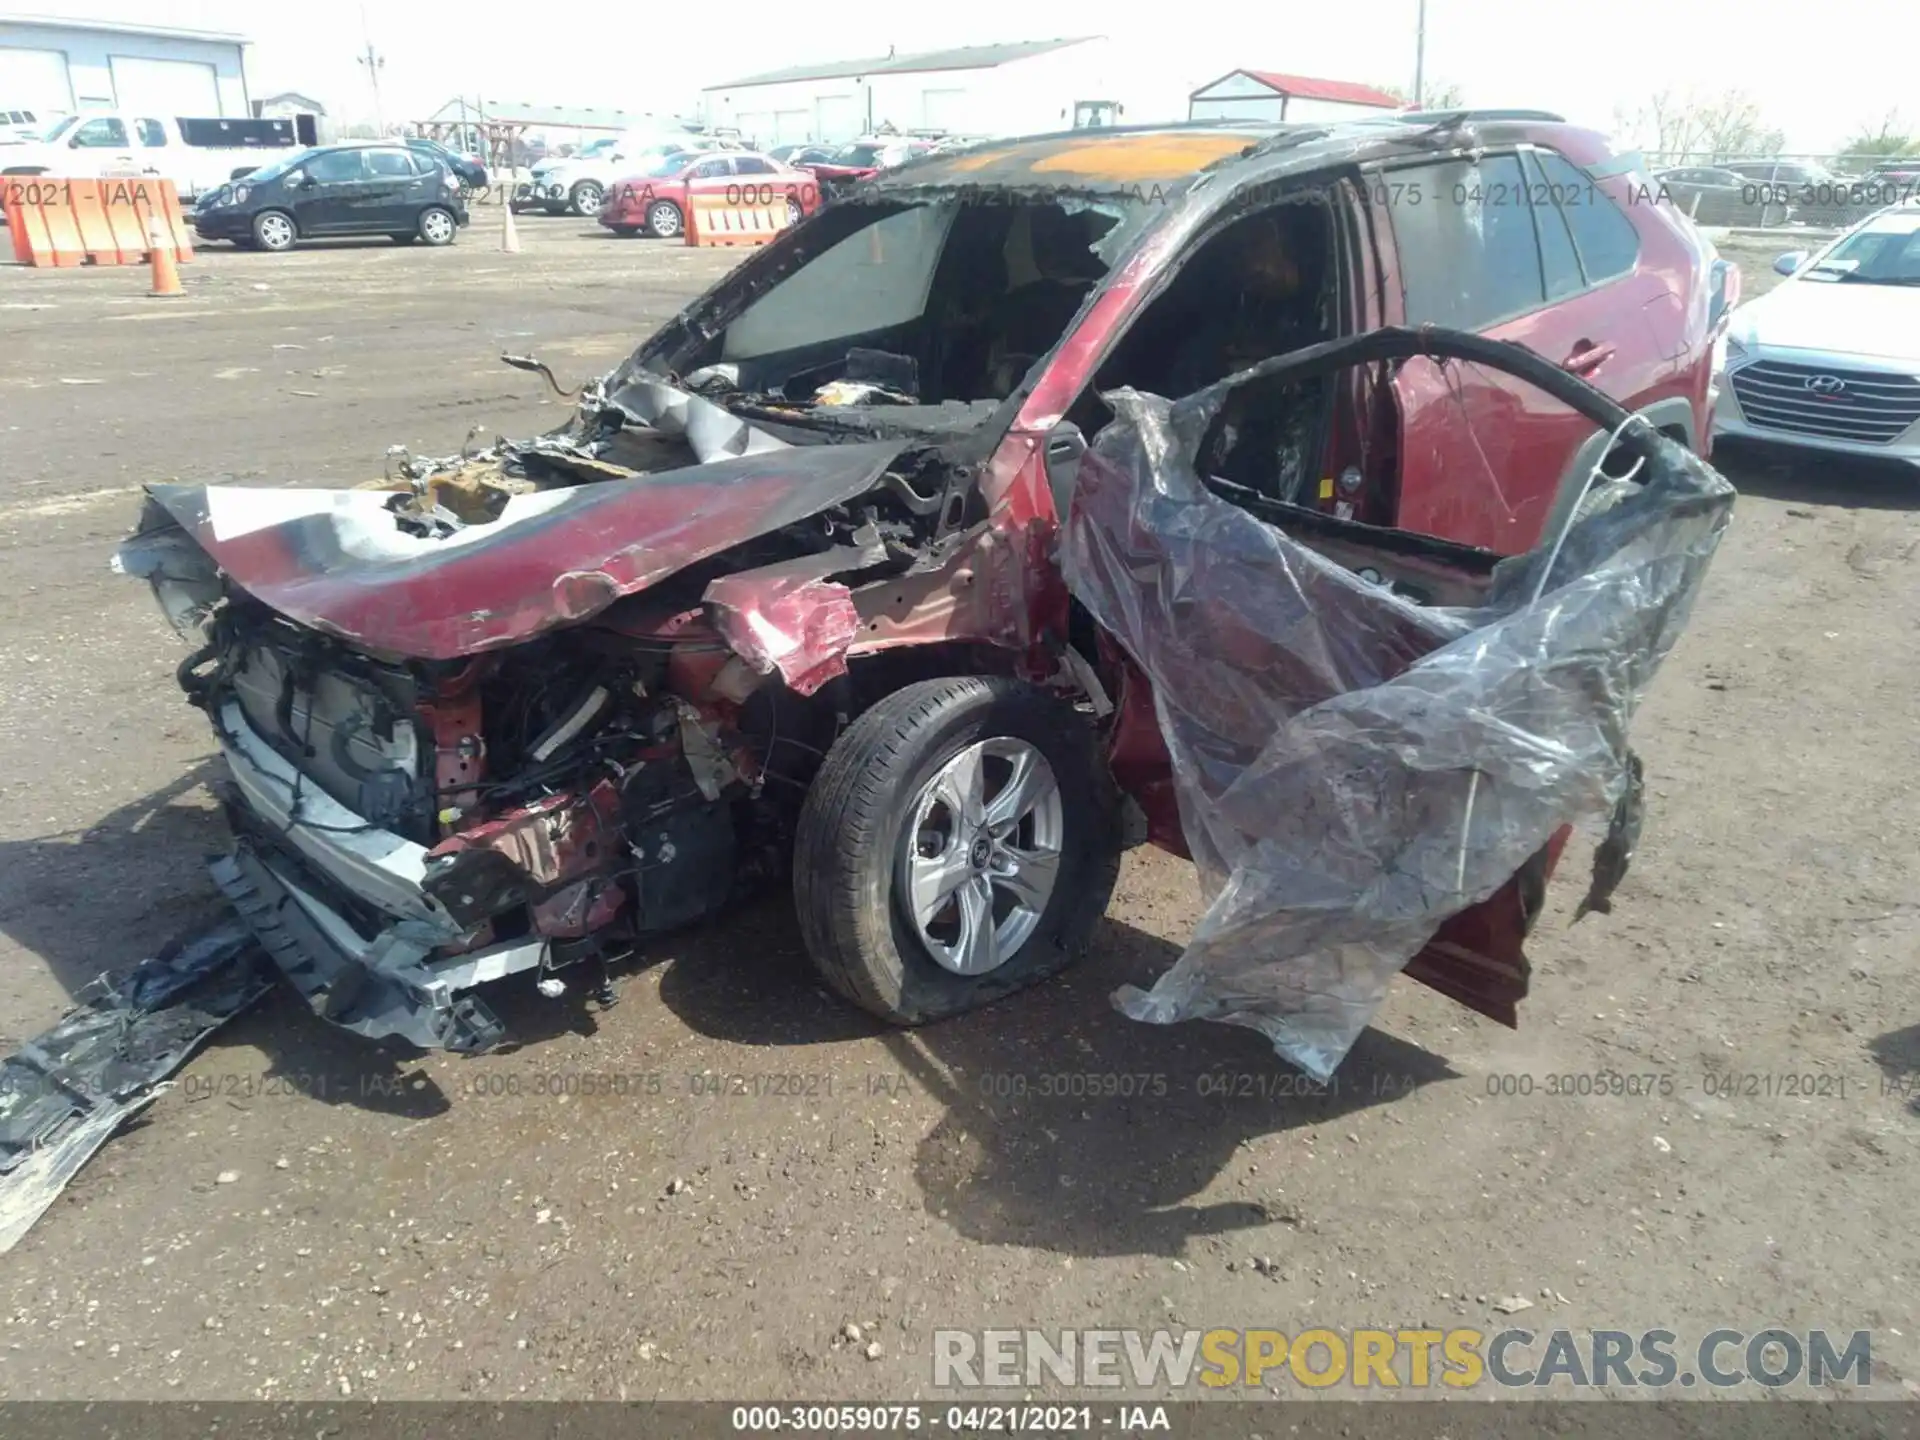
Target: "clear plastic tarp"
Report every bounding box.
[1062,329,1735,1079]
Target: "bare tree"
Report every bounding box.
[1376,80,1466,109]
[1615,88,1783,163]
[1838,110,1919,164]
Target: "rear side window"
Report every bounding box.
[1386,153,1544,329]
[135,118,167,146]
[1534,150,1639,284]
[1524,151,1584,300]
[692,158,731,179]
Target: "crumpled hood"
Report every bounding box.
[118,441,907,660]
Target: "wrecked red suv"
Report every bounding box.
[116,115,1723,1064]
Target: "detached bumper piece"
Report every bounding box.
[211,845,507,1055]
[0,923,270,1254]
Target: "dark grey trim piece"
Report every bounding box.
[211,847,505,1054]
[1541,395,1700,545]
[0,922,271,1253]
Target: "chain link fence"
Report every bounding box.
[1641,152,1919,231]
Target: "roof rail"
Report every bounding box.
[1397,107,1568,125]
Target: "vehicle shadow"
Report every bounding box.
[1712,443,1920,511]
[1868,1023,1920,1114]
[656,902,1459,1257]
[0,760,232,1009]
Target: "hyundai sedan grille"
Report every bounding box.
[1730,359,1920,445]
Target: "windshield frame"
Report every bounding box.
[39,115,79,144]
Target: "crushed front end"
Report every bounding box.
[110,372,967,1053]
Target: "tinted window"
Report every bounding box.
[135,118,167,146]
[691,158,731,179]
[733,156,775,175]
[307,150,366,183]
[367,148,415,177]
[1525,152,1585,299]
[1386,153,1544,329]
[72,118,128,148]
[1535,151,1639,284]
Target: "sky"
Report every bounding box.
[13,0,1915,153]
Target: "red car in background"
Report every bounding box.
[798,137,937,196]
[599,150,821,238]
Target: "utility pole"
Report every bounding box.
[1413,0,1427,107]
[356,9,387,135]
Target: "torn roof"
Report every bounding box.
[864,127,1282,193]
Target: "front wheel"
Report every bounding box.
[793,677,1121,1025]
[784,196,804,227]
[568,180,604,216]
[645,200,683,238]
[417,206,457,246]
[251,210,296,251]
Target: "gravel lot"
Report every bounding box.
[0,219,1916,1406]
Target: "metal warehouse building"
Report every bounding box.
[0,13,251,119]
[701,37,1123,148]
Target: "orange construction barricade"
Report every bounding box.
[684,187,792,248]
[1,176,193,268]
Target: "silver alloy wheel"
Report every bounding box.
[421,208,454,243]
[785,196,804,226]
[571,181,603,215]
[257,213,294,249]
[648,201,682,237]
[897,738,1063,976]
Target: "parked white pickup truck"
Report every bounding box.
[0,110,312,199]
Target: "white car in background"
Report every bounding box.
[515,130,722,217]
[1713,203,1920,470]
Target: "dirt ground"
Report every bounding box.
[0,219,1916,1405]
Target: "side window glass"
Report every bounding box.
[1385,154,1544,329]
[135,118,167,146]
[1536,150,1640,283]
[73,118,128,147]
[367,149,414,177]
[1525,151,1586,299]
[307,150,366,183]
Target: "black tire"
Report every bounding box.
[645,200,683,238]
[251,209,296,251]
[793,677,1120,1025]
[568,180,604,217]
[417,206,457,246]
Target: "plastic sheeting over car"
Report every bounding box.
[1062,327,1735,1080]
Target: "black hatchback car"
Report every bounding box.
[191,143,471,252]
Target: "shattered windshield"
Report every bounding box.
[833,143,884,167]
[678,196,1125,425]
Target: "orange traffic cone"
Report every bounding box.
[147,213,183,297]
